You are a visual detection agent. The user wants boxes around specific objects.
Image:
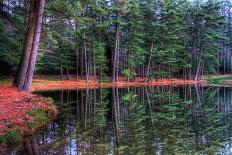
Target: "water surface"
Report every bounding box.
[5,85,232,154]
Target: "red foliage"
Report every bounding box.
[0,86,55,136]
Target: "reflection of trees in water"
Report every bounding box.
[120,90,146,155]
[10,86,232,154]
[187,86,232,154]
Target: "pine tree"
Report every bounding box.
[124,0,146,81]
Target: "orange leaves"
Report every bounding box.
[31,76,204,91]
[0,86,55,136]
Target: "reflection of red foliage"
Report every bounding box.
[0,86,56,136]
[32,77,205,91]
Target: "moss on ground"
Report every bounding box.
[0,78,11,84]
[26,108,49,130]
[0,96,57,146]
[0,129,22,144]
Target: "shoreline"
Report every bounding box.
[0,85,57,151]
[0,76,205,150]
[31,77,205,91]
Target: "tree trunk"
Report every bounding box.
[66,67,69,80]
[195,46,204,81]
[112,1,120,83]
[112,29,119,83]
[84,32,89,82]
[60,60,63,81]
[23,0,45,92]
[145,42,153,82]
[15,0,37,90]
[76,50,79,80]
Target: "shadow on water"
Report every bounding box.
[5,85,232,154]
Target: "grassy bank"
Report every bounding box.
[204,74,232,85]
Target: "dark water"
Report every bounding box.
[5,85,232,154]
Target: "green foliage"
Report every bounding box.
[0,128,22,144]
[207,76,232,84]
[1,0,232,80]
[122,69,137,80]
[93,42,108,76]
[122,93,137,102]
[0,12,24,72]
[26,108,48,129]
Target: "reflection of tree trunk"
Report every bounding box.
[116,87,120,122]
[0,0,3,13]
[80,90,84,122]
[76,88,79,114]
[84,89,89,129]
[89,90,92,120]
[112,87,119,145]
[194,84,204,120]
[60,89,64,104]
[32,138,39,155]
[25,138,33,155]
[145,86,154,127]
[67,90,70,104]
[93,89,96,127]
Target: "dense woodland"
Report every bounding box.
[0,0,232,90]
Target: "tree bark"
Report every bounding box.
[66,67,69,80]
[23,0,45,92]
[15,0,38,91]
[60,60,63,81]
[195,46,204,81]
[112,0,120,83]
[145,42,153,82]
[83,32,89,82]
[76,52,79,80]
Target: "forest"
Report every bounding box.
[0,0,232,92]
[1,0,232,154]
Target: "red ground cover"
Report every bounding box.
[0,86,56,136]
[32,77,205,91]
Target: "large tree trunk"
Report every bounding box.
[15,0,37,90]
[24,0,45,92]
[15,0,45,92]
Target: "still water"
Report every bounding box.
[5,85,232,154]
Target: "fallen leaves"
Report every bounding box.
[0,86,56,136]
[32,76,205,91]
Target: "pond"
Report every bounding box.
[5,85,232,154]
